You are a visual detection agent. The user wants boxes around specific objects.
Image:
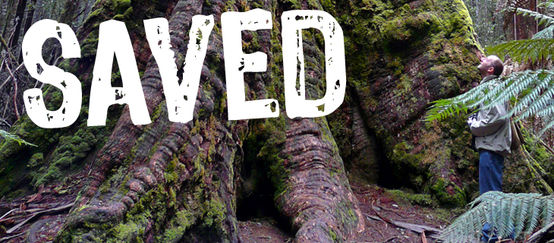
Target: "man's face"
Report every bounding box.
[478,56,493,76]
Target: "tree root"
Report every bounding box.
[277,119,364,242]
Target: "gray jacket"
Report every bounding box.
[468,75,512,156]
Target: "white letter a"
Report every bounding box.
[88,20,151,126]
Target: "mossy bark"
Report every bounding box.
[327,0,485,207]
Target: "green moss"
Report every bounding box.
[283,0,302,9]
[81,31,99,58]
[32,126,99,187]
[387,189,436,207]
[257,119,289,199]
[320,0,335,13]
[430,178,466,207]
[329,229,337,241]
[27,153,44,168]
[202,198,226,227]
[81,0,137,58]
[114,215,147,242]
[97,116,237,241]
[161,210,197,242]
[111,185,170,241]
[324,0,483,208]
[390,142,423,168]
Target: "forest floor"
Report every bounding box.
[0,174,464,243]
[238,181,466,243]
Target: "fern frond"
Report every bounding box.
[440,192,554,242]
[426,70,553,133]
[468,80,510,109]
[536,104,554,119]
[487,39,554,63]
[516,82,554,121]
[544,198,554,227]
[487,5,553,63]
[533,26,554,40]
[425,81,507,122]
[450,82,493,104]
[525,197,542,235]
[508,73,552,116]
[537,0,554,10]
[513,193,531,237]
[480,70,544,112]
[0,130,36,147]
[427,71,554,135]
[516,8,554,27]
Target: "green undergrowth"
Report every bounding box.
[504,127,554,194]
[387,188,435,207]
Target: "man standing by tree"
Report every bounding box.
[467,55,512,242]
[468,55,511,194]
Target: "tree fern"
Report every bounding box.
[487,1,554,64]
[532,25,554,40]
[440,191,554,242]
[0,129,36,147]
[426,70,554,134]
[487,39,554,63]
[515,7,554,26]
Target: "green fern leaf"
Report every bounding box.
[538,0,554,9]
[426,70,553,136]
[517,83,554,121]
[439,192,554,241]
[0,130,36,147]
[516,8,554,27]
[487,39,554,64]
[525,198,542,235]
[543,199,554,227]
[509,73,552,116]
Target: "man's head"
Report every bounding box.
[478,55,503,77]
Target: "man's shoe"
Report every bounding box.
[481,223,499,242]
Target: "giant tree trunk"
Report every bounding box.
[0,0,499,241]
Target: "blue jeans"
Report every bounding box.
[479,149,504,195]
[479,150,506,242]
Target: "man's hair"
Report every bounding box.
[489,55,504,76]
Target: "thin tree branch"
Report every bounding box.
[0,232,25,242]
[0,62,23,91]
[0,208,16,220]
[4,62,20,119]
[5,203,74,234]
[526,221,554,243]
[0,118,11,127]
[13,78,19,119]
[0,34,17,63]
[2,97,9,118]
[0,56,5,71]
